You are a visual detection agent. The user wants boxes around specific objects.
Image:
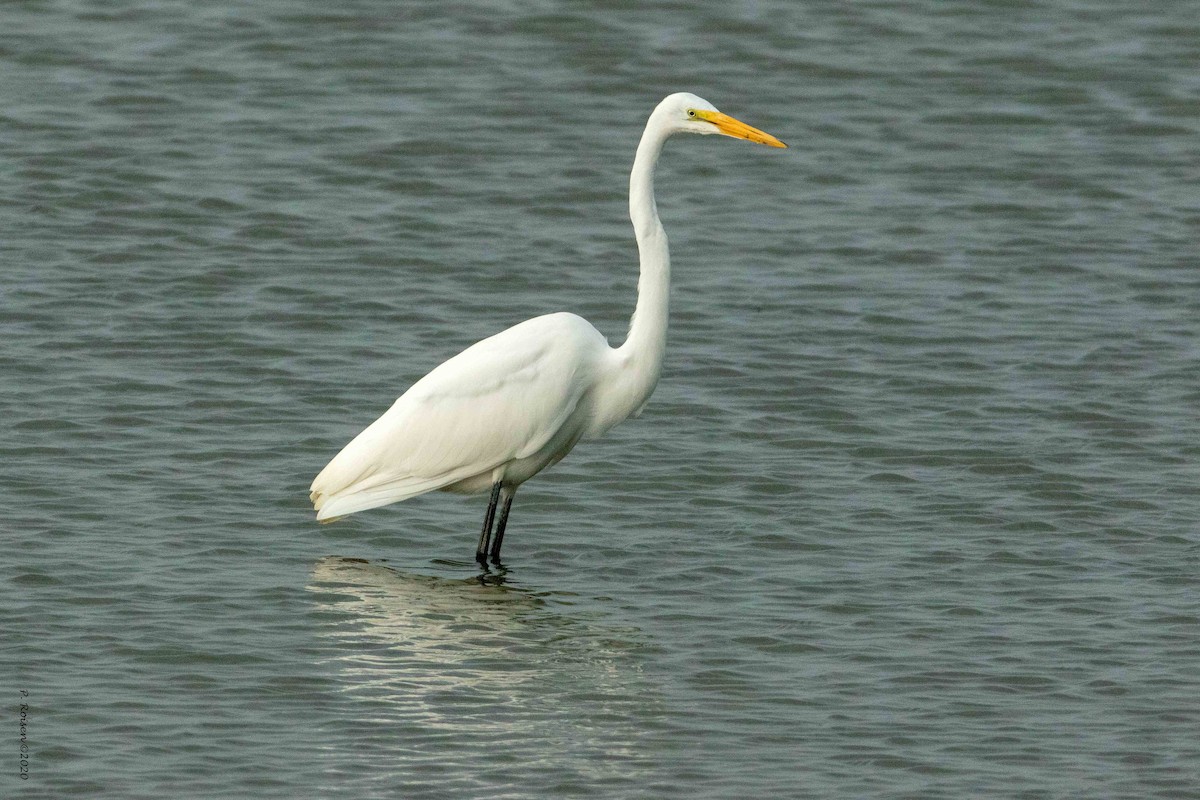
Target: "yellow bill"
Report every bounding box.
[695,110,788,148]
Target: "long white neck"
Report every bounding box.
[613,117,671,408]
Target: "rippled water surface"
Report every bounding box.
[3,0,1199,797]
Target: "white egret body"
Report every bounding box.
[311,92,786,562]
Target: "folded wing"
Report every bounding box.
[310,313,607,520]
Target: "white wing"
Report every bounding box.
[311,312,608,520]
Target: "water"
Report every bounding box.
[3,0,1198,797]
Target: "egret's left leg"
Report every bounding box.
[489,487,516,563]
[476,483,502,563]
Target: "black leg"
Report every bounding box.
[476,482,502,563]
[489,487,516,563]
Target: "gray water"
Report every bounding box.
[3,0,1199,797]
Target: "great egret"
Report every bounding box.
[311,92,786,563]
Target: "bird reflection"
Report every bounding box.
[307,556,663,790]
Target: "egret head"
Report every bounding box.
[655,92,787,148]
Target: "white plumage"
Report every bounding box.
[311,313,608,520]
[310,92,786,562]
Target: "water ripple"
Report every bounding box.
[3,0,1199,798]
